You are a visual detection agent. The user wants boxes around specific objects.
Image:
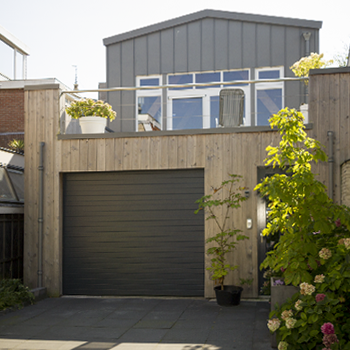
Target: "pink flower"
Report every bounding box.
[321,322,335,335]
[316,294,326,302]
[335,218,341,227]
[323,334,339,348]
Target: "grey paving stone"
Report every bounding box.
[162,328,209,343]
[118,328,169,343]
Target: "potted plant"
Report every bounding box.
[195,174,249,306]
[65,98,116,134]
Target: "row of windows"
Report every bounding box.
[136,67,284,131]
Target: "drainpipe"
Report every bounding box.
[38,142,45,288]
[328,132,334,201]
[303,32,311,105]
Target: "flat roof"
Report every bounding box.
[104,9,322,46]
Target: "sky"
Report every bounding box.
[0,0,349,99]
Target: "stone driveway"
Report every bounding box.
[0,297,272,350]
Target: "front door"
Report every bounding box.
[257,166,285,293]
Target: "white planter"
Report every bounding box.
[79,116,106,134]
[300,104,308,123]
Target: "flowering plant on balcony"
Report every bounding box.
[66,98,116,121]
[290,53,333,85]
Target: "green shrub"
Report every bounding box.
[0,279,35,311]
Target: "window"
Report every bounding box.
[166,69,250,130]
[255,67,284,126]
[172,98,203,130]
[136,76,162,131]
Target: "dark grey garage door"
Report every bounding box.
[63,169,204,296]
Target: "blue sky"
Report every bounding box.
[0,0,349,99]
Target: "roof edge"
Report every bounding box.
[103,9,322,46]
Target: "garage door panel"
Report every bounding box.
[63,169,204,296]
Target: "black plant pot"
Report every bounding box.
[214,285,243,306]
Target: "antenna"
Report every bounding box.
[72,65,78,90]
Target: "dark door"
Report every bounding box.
[63,169,204,296]
[257,166,285,293]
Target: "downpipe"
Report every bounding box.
[38,142,45,288]
[328,132,334,201]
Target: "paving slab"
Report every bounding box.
[0,297,273,350]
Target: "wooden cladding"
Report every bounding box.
[23,70,350,297]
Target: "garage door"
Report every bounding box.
[63,169,204,296]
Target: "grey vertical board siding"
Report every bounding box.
[62,169,205,296]
[121,41,135,131]
[148,32,161,74]
[256,24,271,67]
[105,13,321,130]
[188,21,201,72]
[271,26,285,67]
[134,36,148,76]
[160,29,174,73]
[214,19,228,70]
[174,25,188,72]
[228,21,242,69]
[107,44,122,132]
[201,18,215,71]
[242,22,256,68]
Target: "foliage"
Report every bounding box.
[290,53,333,85]
[257,107,350,348]
[195,174,249,290]
[0,279,35,311]
[268,239,350,349]
[66,98,116,120]
[8,139,24,152]
[254,107,350,287]
[333,43,350,67]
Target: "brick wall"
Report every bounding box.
[0,89,25,148]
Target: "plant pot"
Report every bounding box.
[300,104,308,123]
[79,116,107,134]
[214,285,243,306]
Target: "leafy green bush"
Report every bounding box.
[257,108,350,349]
[0,279,35,311]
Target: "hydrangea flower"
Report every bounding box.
[314,274,325,283]
[319,248,332,260]
[344,238,350,250]
[278,341,288,350]
[323,334,339,348]
[267,318,281,332]
[294,299,303,311]
[285,317,297,329]
[321,323,335,335]
[273,279,285,286]
[316,294,326,302]
[300,282,315,295]
[281,309,293,320]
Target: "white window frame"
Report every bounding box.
[136,75,162,131]
[166,69,251,130]
[255,66,284,126]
